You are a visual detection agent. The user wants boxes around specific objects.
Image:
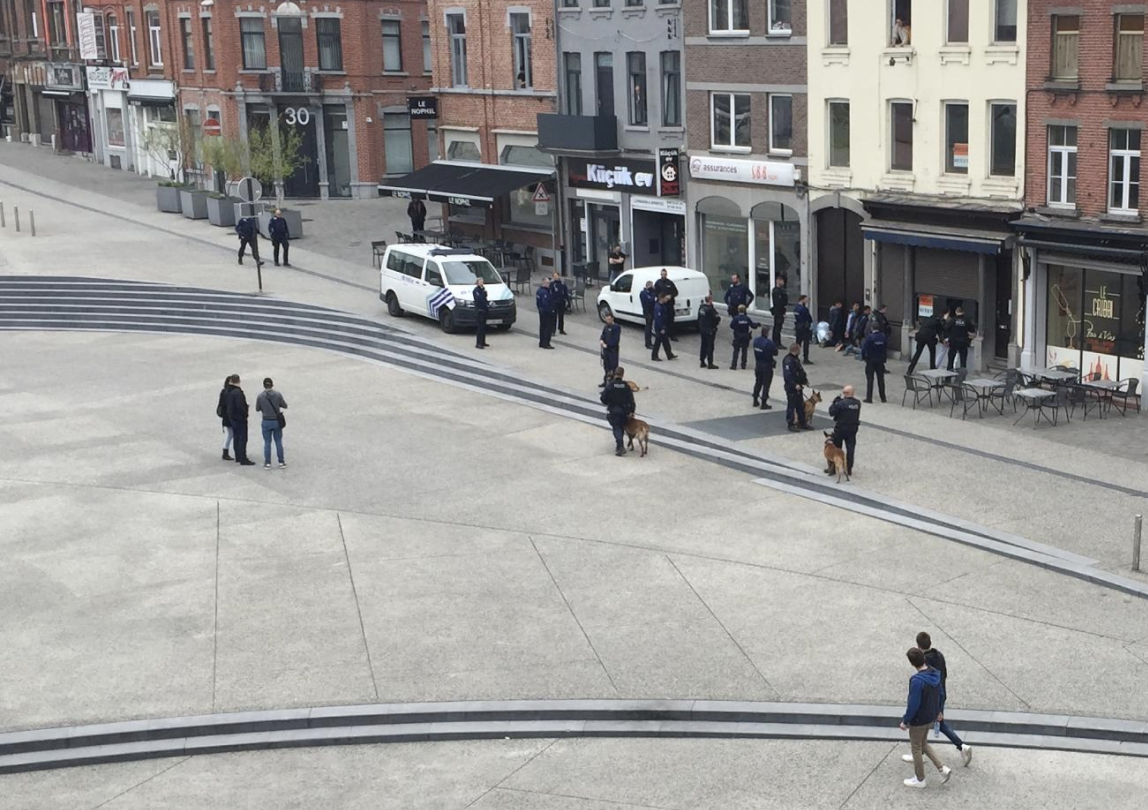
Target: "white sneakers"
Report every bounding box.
[962,745,973,766]
[940,766,952,783]
[901,754,915,763]
[903,777,927,789]
[901,760,958,787]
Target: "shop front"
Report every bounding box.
[127,79,177,178]
[685,154,806,313]
[86,66,132,171]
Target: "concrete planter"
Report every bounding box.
[206,196,239,227]
[179,189,210,220]
[155,185,184,213]
[257,207,304,239]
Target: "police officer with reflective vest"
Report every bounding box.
[793,294,814,364]
[599,312,621,388]
[473,277,489,349]
[752,327,778,410]
[536,278,555,349]
[828,384,862,476]
[639,281,657,349]
[729,305,759,370]
[861,326,888,403]
[724,274,754,317]
[698,294,721,369]
[600,367,635,457]
[783,344,812,432]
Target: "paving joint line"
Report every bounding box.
[838,744,898,810]
[87,756,191,810]
[337,513,379,702]
[211,500,220,714]
[460,739,558,810]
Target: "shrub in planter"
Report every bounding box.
[206,193,239,227]
[155,181,185,214]
[180,188,210,220]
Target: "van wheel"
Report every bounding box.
[440,308,457,334]
[386,292,404,317]
[597,302,613,323]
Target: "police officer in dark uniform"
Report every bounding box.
[907,313,941,374]
[651,294,677,361]
[770,275,789,345]
[783,343,812,432]
[599,312,621,387]
[536,278,555,349]
[828,384,862,476]
[861,325,888,403]
[723,273,754,316]
[600,366,636,457]
[946,306,975,370]
[752,327,778,409]
[873,303,892,337]
[473,277,489,349]
[697,294,721,369]
[639,281,657,349]
[793,294,814,364]
[550,271,570,335]
[653,269,679,339]
[728,304,759,369]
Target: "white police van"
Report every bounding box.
[379,244,516,333]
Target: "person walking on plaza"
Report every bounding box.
[793,294,814,364]
[217,376,235,461]
[255,377,288,469]
[651,294,676,361]
[536,278,555,349]
[827,300,845,347]
[907,313,940,374]
[827,384,861,476]
[600,366,635,457]
[407,198,426,239]
[724,273,754,316]
[899,647,951,789]
[729,305,759,370]
[608,243,627,282]
[654,269,679,340]
[235,216,264,268]
[225,374,256,466]
[903,632,973,768]
[599,312,621,388]
[640,280,657,349]
[946,306,975,370]
[752,327,778,409]
[473,276,489,349]
[268,209,291,267]
[783,344,812,432]
[770,275,788,344]
[550,271,570,335]
[698,294,721,369]
[862,325,888,403]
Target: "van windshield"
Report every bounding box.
[441,260,503,285]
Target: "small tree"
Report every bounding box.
[201,137,247,195]
[142,118,199,184]
[248,124,309,208]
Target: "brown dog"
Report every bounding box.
[624,416,649,457]
[804,390,822,424]
[823,432,849,483]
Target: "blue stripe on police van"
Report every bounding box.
[428,288,455,318]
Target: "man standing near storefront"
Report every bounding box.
[794,294,814,364]
[608,244,627,283]
[551,271,570,335]
[907,313,941,374]
[752,327,778,409]
[640,281,657,349]
[651,295,677,361]
[407,198,426,240]
[862,327,888,403]
[698,294,721,369]
[536,278,555,349]
[654,269,679,340]
[770,275,789,345]
[724,273,754,317]
[945,306,975,370]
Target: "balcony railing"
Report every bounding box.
[257,69,322,94]
[537,113,618,153]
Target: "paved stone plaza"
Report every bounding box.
[2,144,1148,807]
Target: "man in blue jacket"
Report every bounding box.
[793,294,814,364]
[651,294,676,361]
[728,305,759,369]
[899,647,951,788]
[906,632,973,768]
[861,326,888,403]
[536,278,555,349]
[751,327,777,409]
[723,273,754,316]
[639,281,657,349]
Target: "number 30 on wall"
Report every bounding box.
[282,107,311,126]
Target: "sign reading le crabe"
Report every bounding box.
[566,157,658,196]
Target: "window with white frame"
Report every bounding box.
[994,0,1016,43]
[661,51,680,127]
[382,19,402,72]
[108,13,120,62]
[769,94,792,152]
[828,0,847,45]
[827,100,849,167]
[1115,14,1144,82]
[146,9,162,66]
[126,8,138,65]
[989,102,1016,177]
[710,0,747,33]
[1109,128,1141,213]
[422,21,432,73]
[768,0,791,33]
[1052,15,1079,80]
[1047,125,1077,207]
[890,101,913,171]
[511,12,532,88]
[711,92,750,150]
[627,52,647,125]
[447,13,467,86]
[943,102,968,174]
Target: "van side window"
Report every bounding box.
[612,274,632,293]
[425,265,444,287]
[402,256,424,278]
[386,251,404,273]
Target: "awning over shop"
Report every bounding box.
[862,222,1011,255]
[377,161,553,208]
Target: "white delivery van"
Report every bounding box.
[379,244,517,333]
[595,266,712,328]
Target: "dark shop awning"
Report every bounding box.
[862,222,1011,255]
[377,161,553,208]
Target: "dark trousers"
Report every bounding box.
[230,419,250,462]
[608,409,626,449]
[831,426,857,473]
[700,332,716,366]
[666,305,677,336]
[797,329,812,362]
[907,339,936,374]
[643,312,654,348]
[865,361,887,402]
[602,347,619,382]
[410,218,425,240]
[772,311,785,345]
[652,331,672,359]
[938,719,965,749]
[731,341,749,368]
[476,310,488,347]
[753,367,773,403]
[238,235,261,264]
[786,389,807,427]
[947,343,969,370]
[538,311,554,347]
[272,238,289,265]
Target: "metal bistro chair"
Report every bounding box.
[371,239,388,269]
[512,265,531,295]
[986,368,1019,415]
[571,276,587,312]
[1067,382,1102,421]
[1111,378,1142,416]
[1042,385,1072,425]
[395,230,412,244]
[901,375,933,410]
[940,368,968,402]
[949,382,980,420]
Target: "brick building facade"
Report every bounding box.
[1015,0,1148,387]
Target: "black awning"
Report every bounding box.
[862,222,1010,255]
[377,161,553,208]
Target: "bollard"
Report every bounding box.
[13,205,19,233]
[0,201,5,228]
[1135,514,1143,572]
[256,261,263,293]
[29,209,35,237]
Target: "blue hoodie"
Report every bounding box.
[902,666,943,727]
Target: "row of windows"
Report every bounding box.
[562,51,680,128]
[1049,13,1143,83]
[1047,126,1142,214]
[710,92,792,153]
[85,8,163,68]
[445,12,532,89]
[560,0,679,7]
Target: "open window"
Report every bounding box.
[890,0,911,46]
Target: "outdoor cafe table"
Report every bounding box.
[915,368,959,400]
[1082,378,1121,418]
[963,377,1005,416]
[1035,367,1078,385]
[1013,387,1056,427]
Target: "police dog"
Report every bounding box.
[624,380,649,457]
[804,390,822,424]
[823,431,849,483]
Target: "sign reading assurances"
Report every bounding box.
[407,96,438,119]
[687,155,796,188]
[567,157,658,196]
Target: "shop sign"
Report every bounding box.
[952,143,968,170]
[918,294,934,318]
[567,157,657,195]
[407,96,438,119]
[658,148,680,197]
[631,196,686,216]
[46,64,84,92]
[687,154,796,188]
[86,66,130,92]
[13,62,48,86]
[77,13,99,60]
[127,79,176,102]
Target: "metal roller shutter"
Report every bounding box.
[879,243,906,323]
[915,248,979,301]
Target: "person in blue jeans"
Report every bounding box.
[255,377,288,469]
[904,631,973,768]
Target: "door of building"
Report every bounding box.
[994,251,1013,359]
[57,99,91,153]
[279,105,320,198]
[278,18,305,92]
[589,203,620,283]
[815,208,864,321]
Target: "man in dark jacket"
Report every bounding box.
[236,216,264,268]
[407,198,426,238]
[782,344,812,431]
[844,305,871,356]
[752,328,778,409]
[653,269,679,339]
[697,294,721,369]
[268,209,291,267]
[550,272,570,335]
[600,367,635,456]
[728,305,759,369]
[599,312,621,388]
[827,301,844,347]
[908,632,973,768]
[945,306,975,370]
[473,277,489,349]
[651,294,676,361]
[793,294,814,364]
[723,273,754,316]
[899,647,950,788]
[827,385,861,476]
[907,314,940,374]
[536,278,555,349]
[770,275,788,344]
[640,281,657,349]
[873,303,891,337]
[839,302,861,352]
[225,374,256,466]
[861,328,888,403]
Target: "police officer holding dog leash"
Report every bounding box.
[828,384,862,477]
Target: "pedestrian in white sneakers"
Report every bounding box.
[902,632,972,768]
[899,647,952,789]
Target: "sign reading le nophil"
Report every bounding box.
[407,96,438,119]
[567,157,657,195]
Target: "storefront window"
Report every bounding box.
[1046,263,1144,380]
[701,215,748,300]
[105,108,124,147]
[507,180,552,229]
